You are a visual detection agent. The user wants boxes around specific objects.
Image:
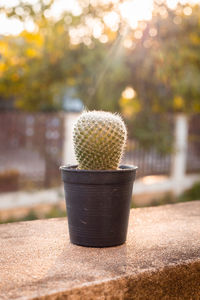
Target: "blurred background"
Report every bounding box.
[0,0,200,223]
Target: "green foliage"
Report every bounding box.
[0,205,66,224]
[131,181,200,208]
[45,206,66,218]
[126,112,173,155]
[0,0,124,112]
[0,210,38,224]
[131,192,175,209]
[0,18,82,111]
[1,2,200,115]
[149,193,176,207]
[126,3,200,115]
[1,1,200,153]
[73,111,127,170]
[179,181,200,202]
[121,3,200,152]
[76,39,130,112]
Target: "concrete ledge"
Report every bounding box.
[0,187,63,210]
[133,174,200,195]
[0,174,199,210]
[0,201,200,299]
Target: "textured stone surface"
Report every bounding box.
[0,201,200,299]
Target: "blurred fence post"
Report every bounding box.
[62,112,80,166]
[171,114,189,195]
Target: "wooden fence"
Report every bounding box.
[0,112,64,191]
[0,112,199,192]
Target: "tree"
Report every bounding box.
[1,1,200,154]
[119,3,200,152]
[0,0,124,112]
[122,3,200,113]
[0,17,83,111]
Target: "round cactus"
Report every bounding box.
[73,111,127,170]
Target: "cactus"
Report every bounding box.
[73,111,127,170]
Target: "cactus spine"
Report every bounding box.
[73,111,127,170]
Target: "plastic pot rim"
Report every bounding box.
[60,164,138,173]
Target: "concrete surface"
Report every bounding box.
[0,187,63,210]
[133,174,200,196]
[1,173,200,210]
[0,201,200,299]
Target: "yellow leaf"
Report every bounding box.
[173,96,184,110]
[26,48,38,57]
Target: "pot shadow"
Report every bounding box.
[42,241,129,286]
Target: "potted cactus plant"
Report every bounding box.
[60,111,137,247]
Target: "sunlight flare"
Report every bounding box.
[122,87,136,99]
[119,0,154,29]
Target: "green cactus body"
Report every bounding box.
[73,111,127,170]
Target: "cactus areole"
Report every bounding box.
[60,110,137,247]
[73,111,127,170]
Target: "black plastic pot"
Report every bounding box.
[60,165,137,248]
